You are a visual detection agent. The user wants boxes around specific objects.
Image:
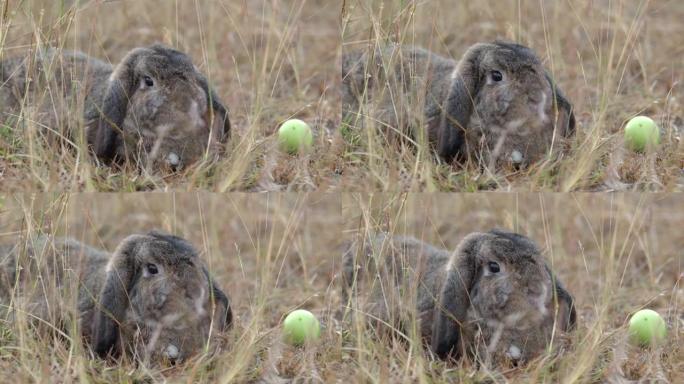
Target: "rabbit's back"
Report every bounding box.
[342,45,456,143]
[0,236,109,321]
[0,48,112,132]
[0,55,28,113]
[342,233,451,340]
[343,233,449,287]
[1,48,112,96]
[342,45,455,101]
[0,243,19,308]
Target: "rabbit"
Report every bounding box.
[0,44,230,172]
[0,231,232,363]
[341,230,576,365]
[342,41,576,168]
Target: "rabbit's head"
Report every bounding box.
[431,229,575,365]
[441,41,575,167]
[92,45,230,172]
[92,231,231,363]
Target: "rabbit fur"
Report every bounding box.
[0,45,230,172]
[0,231,232,363]
[342,42,576,168]
[341,230,576,365]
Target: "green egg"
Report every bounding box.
[278,119,313,154]
[628,309,666,347]
[283,309,320,346]
[624,116,660,152]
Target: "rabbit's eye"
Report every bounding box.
[487,261,501,273]
[146,263,159,275]
[490,70,503,82]
[142,75,154,87]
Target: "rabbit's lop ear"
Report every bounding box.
[548,268,577,331]
[197,74,231,144]
[92,48,149,163]
[92,234,146,357]
[204,268,232,330]
[431,232,486,359]
[545,73,576,138]
[213,284,233,330]
[438,43,491,161]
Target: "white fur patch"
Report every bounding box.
[143,317,160,328]
[154,124,173,136]
[167,152,180,166]
[105,257,116,273]
[444,258,454,273]
[504,311,526,327]
[449,67,461,81]
[164,344,180,359]
[507,345,522,360]
[445,251,459,272]
[505,118,526,132]
[194,287,207,317]
[161,312,182,326]
[537,92,549,123]
[510,150,523,164]
[188,100,206,129]
[534,284,549,316]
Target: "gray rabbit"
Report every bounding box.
[342,42,576,168]
[0,44,230,172]
[0,231,232,363]
[342,230,576,365]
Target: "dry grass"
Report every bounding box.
[340,193,682,382]
[0,0,682,382]
[340,0,683,192]
[0,192,681,383]
[1,1,682,192]
[0,0,341,192]
[0,192,343,382]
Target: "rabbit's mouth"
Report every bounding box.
[471,319,524,364]
[468,118,539,169]
[473,319,541,366]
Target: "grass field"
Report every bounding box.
[0,192,344,382]
[340,193,682,382]
[0,0,341,192]
[2,1,681,192]
[0,1,681,383]
[0,192,681,382]
[340,0,683,192]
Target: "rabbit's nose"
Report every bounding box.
[166,152,181,171]
[163,344,180,364]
